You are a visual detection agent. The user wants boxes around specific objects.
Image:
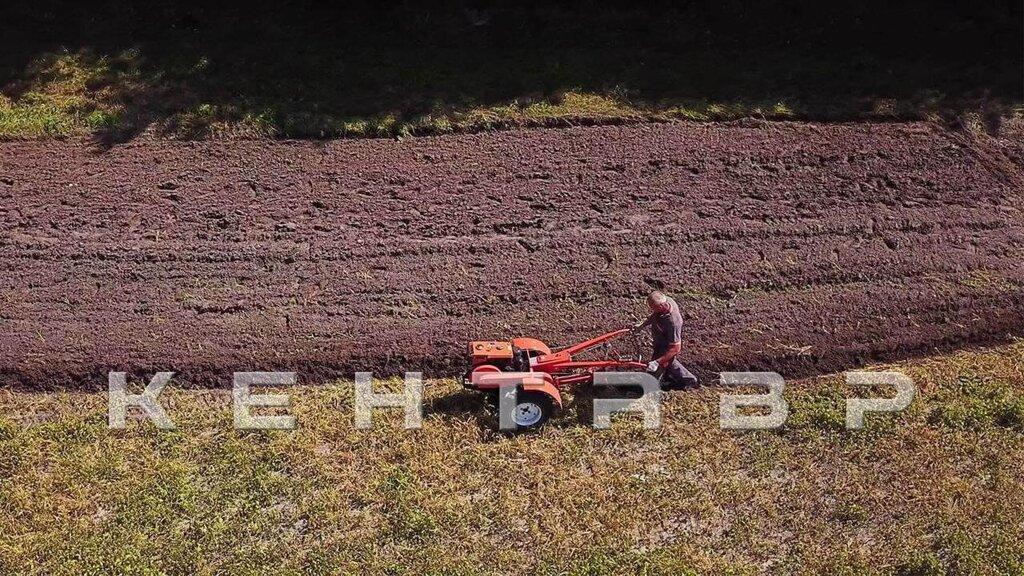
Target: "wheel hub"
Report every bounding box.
[513,401,543,426]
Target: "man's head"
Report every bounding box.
[646,291,670,314]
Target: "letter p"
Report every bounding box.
[845,371,914,429]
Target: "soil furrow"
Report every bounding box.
[0,121,1022,387]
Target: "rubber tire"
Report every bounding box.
[506,389,555,431]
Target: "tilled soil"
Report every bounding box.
[1,121,1022,388]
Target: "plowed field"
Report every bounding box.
[1,121,1022,387]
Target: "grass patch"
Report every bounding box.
[0,49,146,138]
[1,342,1024,573]
[926,373,1024,431]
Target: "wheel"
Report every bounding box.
[505,390,554,431]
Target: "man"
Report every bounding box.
[633,291,698,389]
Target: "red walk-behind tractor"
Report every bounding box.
[464,328,646,430]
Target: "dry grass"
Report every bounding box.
[0,50,135,138]
[1,342,1023,574]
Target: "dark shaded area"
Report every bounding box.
[2,0,1021,140]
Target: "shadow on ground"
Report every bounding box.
[1,0,1021,141]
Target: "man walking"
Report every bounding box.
[633,291,698,389]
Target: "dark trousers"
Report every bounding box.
[658,358,698,389]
